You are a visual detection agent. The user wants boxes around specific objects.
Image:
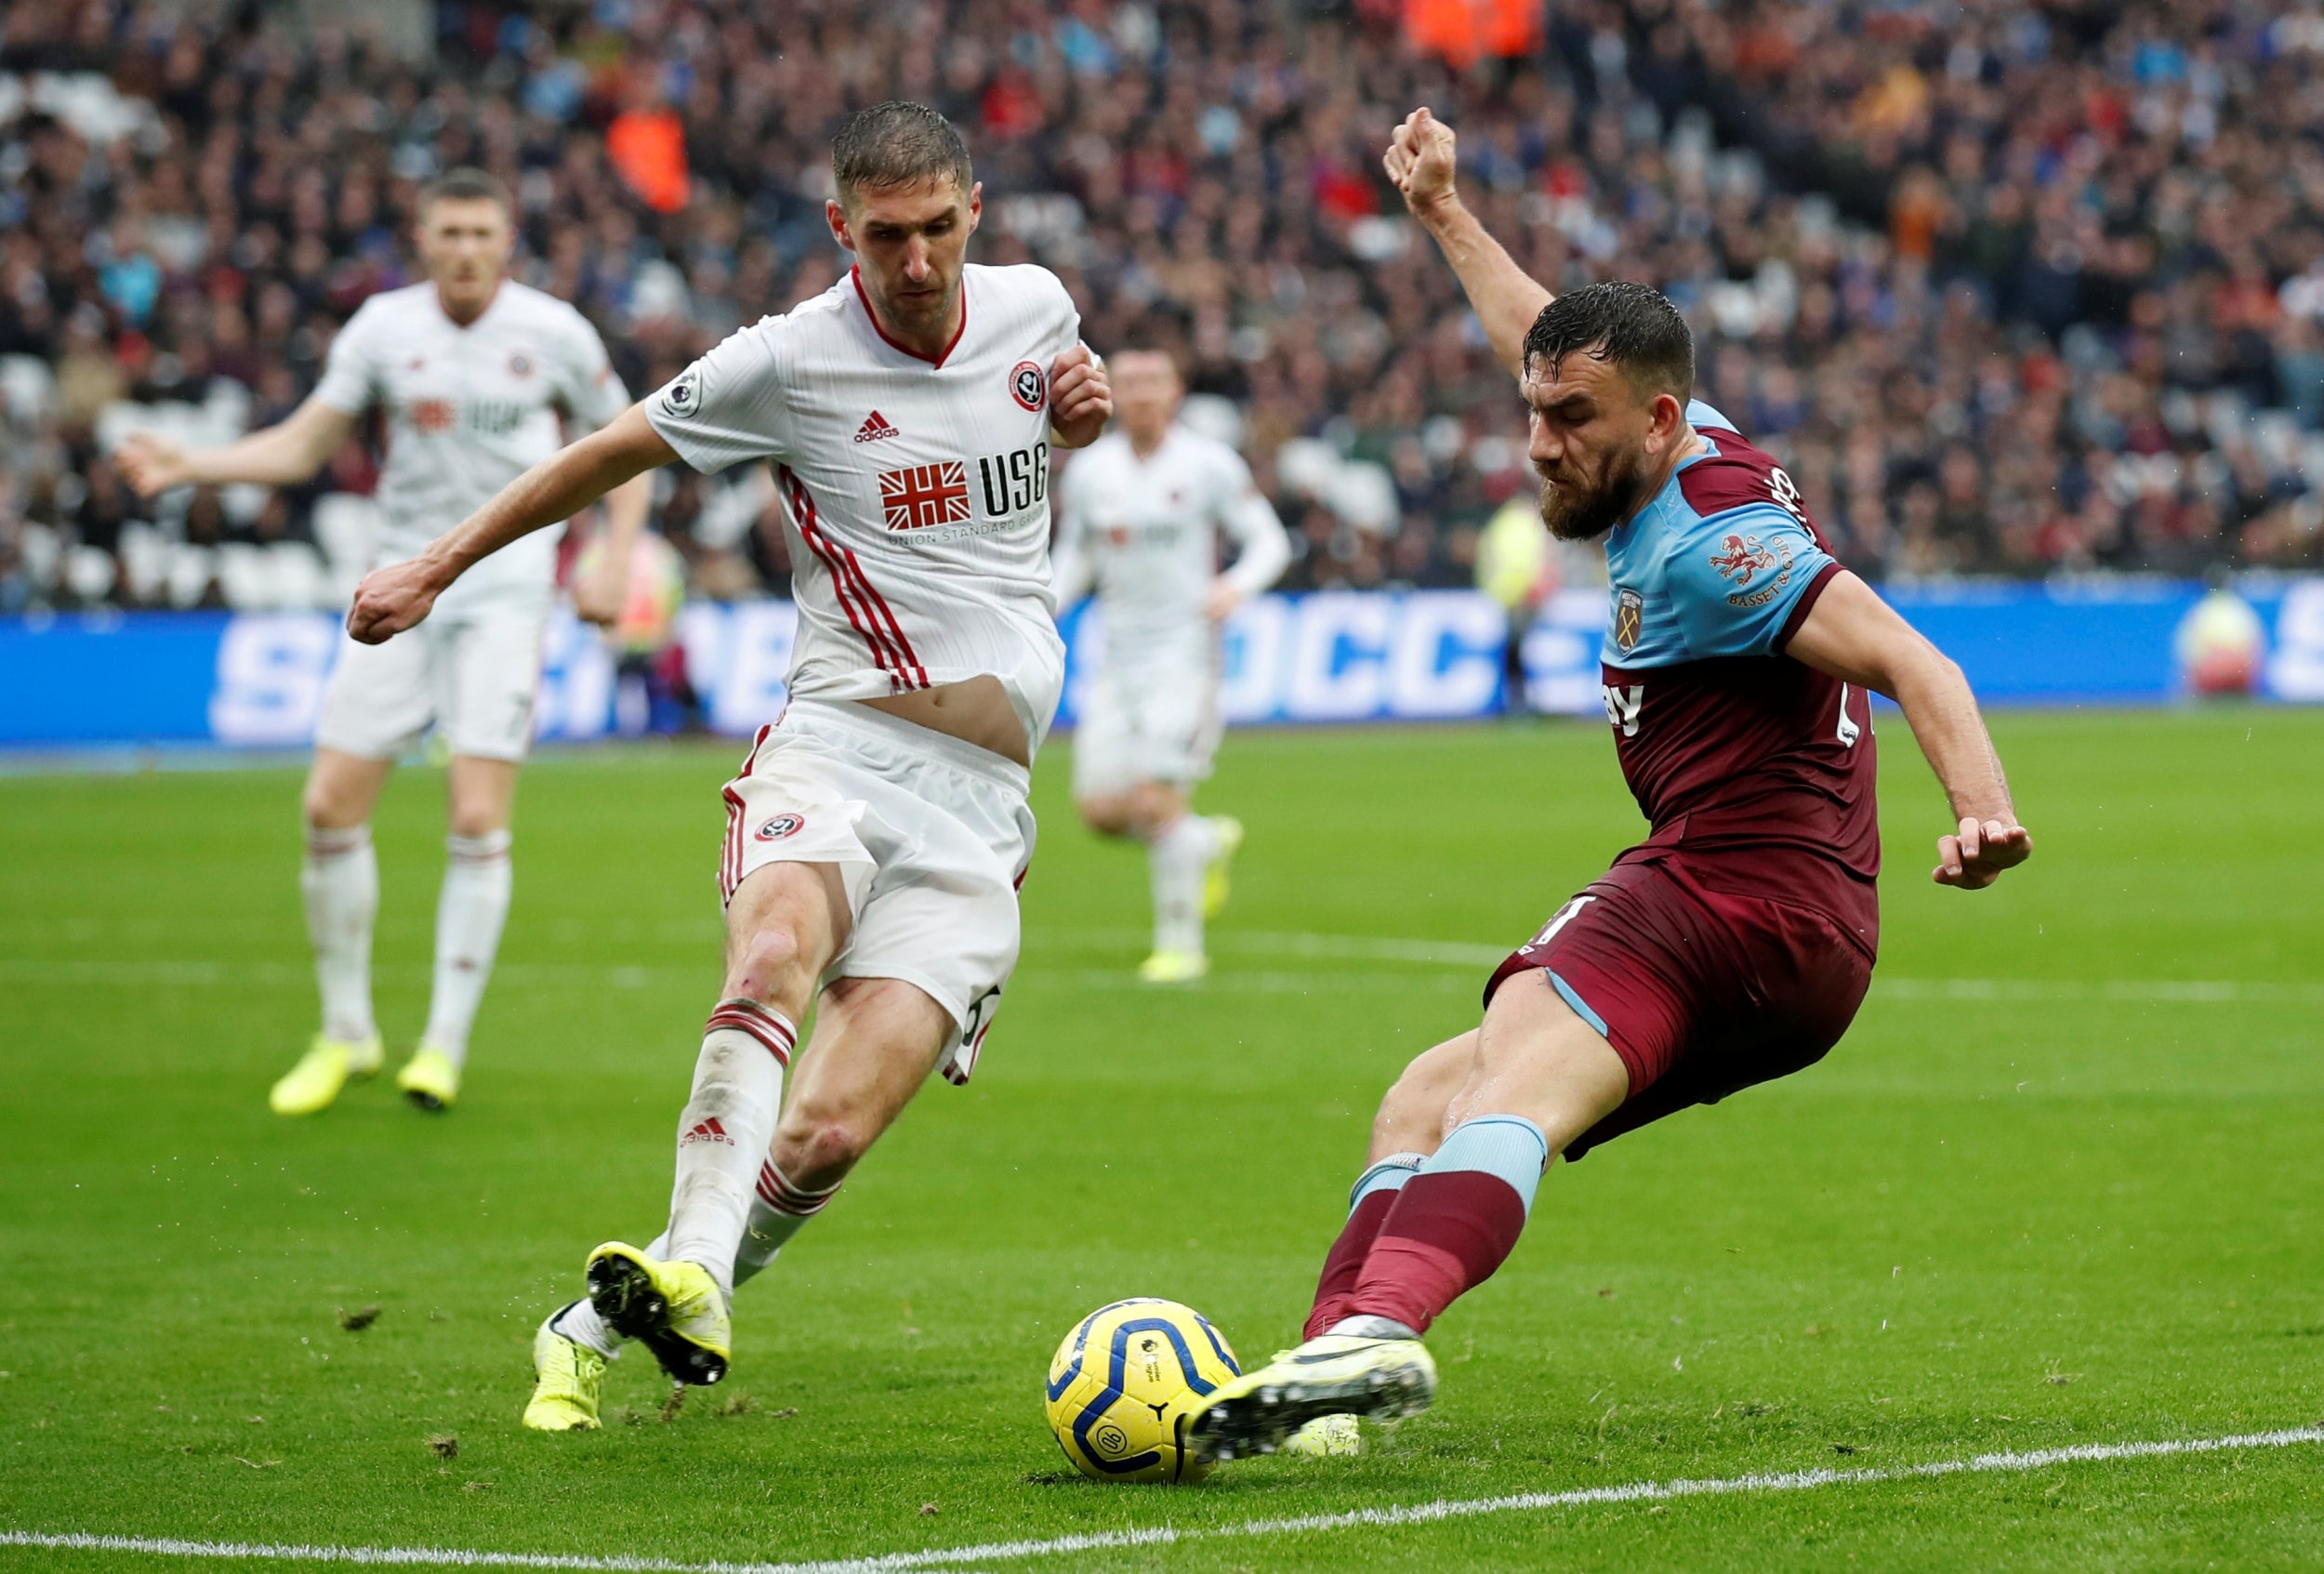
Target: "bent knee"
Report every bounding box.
[774,1112,870,1188]
[1076,796,1134,837]
[445,802,510,840]
[1372,1034,1475,1144]
[725,927,811,1003]
[302,782,366,831]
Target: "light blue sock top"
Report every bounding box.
[1420,1115,1552,1214]
[1348,1152,1426,1212]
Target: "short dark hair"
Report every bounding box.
[1522,281,1694,403]
[831,101,974,205]
[418,166,514,218]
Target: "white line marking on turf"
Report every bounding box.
[8,1425,2320,1573]
[8,946,2324,1008]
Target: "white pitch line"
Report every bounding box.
[5,947,2323,1008]
[7,1425,2320,1574]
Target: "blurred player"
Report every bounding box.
[117,167,649,1118]
[1050,351,1289,982]
[1474,484,1558,718]
[1190,110,2033,1461]
[337,103,1112,1429]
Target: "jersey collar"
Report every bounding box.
[431,276,508,332]
[850,265,969,369]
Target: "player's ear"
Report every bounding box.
[825,197,855,253]
[1650,391,1686,449]
[964,179,984,234]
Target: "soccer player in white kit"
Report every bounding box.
[341,104,1114,1429]
[118,168,651,1118]
[1050,351,1290,982]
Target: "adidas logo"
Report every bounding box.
[853,410,900,443]
[680,1117,734,1146]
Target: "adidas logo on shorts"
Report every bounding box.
[853,410,900,443]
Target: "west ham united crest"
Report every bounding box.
[1613,587,1644,654]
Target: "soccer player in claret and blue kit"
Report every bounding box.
[1190,109,2034,1462]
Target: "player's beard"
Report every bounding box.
[1537,444,1648,541]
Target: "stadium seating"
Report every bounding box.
[0,0,2317,616]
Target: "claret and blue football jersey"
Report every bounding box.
[1593,400,1882,953]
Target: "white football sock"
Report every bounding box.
[301,823,377,1043]
[735,1158,840,1287]
[665,1000,796,1300]
[420,830,512,1067]
[1148,813,1220,957]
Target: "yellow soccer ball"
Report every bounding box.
[1044,1298,1240,1483]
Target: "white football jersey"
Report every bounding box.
[645,263,1082,751]
[314,280,631,614]
[1050,424,1290,667]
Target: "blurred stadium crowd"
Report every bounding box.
[4,0,2323,614]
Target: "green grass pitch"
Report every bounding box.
[4,708,2323,1571]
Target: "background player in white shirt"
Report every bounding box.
[118,168,651,1118]
[1050,351,1290,982]
[340,103,1112,1429]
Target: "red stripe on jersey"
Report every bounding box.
[781,466,905,692]
[850,264,969,368]
[839,542,928,689]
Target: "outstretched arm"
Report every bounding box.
[1784,571,2031,889]
[115,395,356,496]
[348,403,677,643]
[1385,108,1554,380]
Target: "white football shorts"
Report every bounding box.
[1070,642,1223,800]
[312,606,548,763]
[716,699,1036,1085]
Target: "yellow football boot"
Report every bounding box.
[1202,814,1245,919]
[395,1042,461,1112]
[1187,1332,1437,1462]
[522,1311,606,1432]
[1282,1412,1363,1457]
[585,1242,731,1385]
[1138,949,1210,984]
[268,1031,384,1116]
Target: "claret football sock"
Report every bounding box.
[301,822,378,1043]
[1149,813,1220,957]
[665,999,795,1300]
[734,1159,840,1286]
[1346,1115,1550,1335]
[421,829,513,1068]
[1304,1152,1426,1340]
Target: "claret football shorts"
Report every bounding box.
[1486,853,1874,1160]
[716,699,1036,1086]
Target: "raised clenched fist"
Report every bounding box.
[1384,107,1459,218]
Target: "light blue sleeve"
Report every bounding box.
[1664,503,1838,658]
